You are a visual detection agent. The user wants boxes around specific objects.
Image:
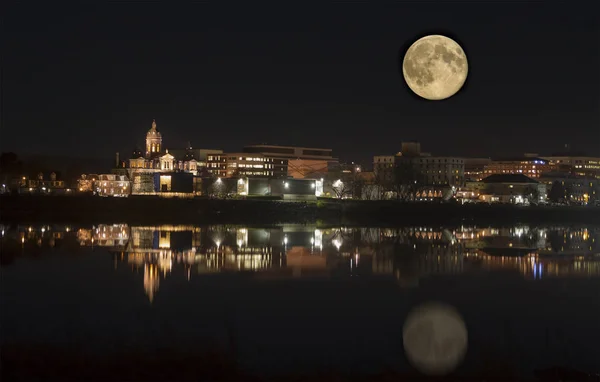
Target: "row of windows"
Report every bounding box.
[414,165,463,169]
[422,170,462,174]
[238,164,273,169]
[239,171,275,176]
[415,159,464,164]
[493,161,547,165]
[486,164,547,168]
[555,160,599,164]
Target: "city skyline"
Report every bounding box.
[3,3,599,165]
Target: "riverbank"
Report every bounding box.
[1,195,599,226]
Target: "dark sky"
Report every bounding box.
[2,2,599,166]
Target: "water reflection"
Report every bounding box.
[2,223,600,301]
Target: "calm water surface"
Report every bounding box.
[2,223,600,377]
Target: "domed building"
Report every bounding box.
[125,120,203,194]
[146,119,162,158]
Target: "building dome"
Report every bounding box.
[147,119,162,138]
[145,119,163,157]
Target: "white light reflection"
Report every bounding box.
[333,239,342,250]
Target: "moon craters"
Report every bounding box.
[402,35,468,100]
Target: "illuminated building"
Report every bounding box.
[374,142,465,199]
[483,157,553,179]
[126,120,218,194]
[373,155,396,182]
[206,153,286,178]
[370,145,464,201]
[18,172,68,194]
[242,144,338,179]
[538,172,599,204]
[478,174,546,204]
[270,178,318,200]
[396,156,465,187]
[77,174,98,193]
[146,119,162,156]
[539,155,600,178]
[154,172,194,197]
[463,158,492,181]
[95,174,130,197]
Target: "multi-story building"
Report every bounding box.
[18,172,68,194]
[483,157,553,179]
[168,146,223,171]
[243,145,338,179]
[539,171,599,204]
[479,174,546,204]
[396,156,465,187]
[77,174,99,192]
[125,120,226,195]
[127,120,217,179]
[95,174,130,197]
[464,158,492,181]
[206,153,287,178]
[539,155,600,179]
[372,143,464,199]
[373,155,397,183]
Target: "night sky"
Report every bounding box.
[3,3,599,166]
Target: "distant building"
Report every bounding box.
[483,157,554,179]
[124,120,224,196]
[479,174,546,204]
[243,144,338,179]
[396,156,465,187]
[206,153,287,178]
[127,120,211,179]
[269,178,317,201]
[168,147,223,163]
[538,171,599,204]
[95,174,130,197]
[464,158,492,181]
[539,155,600,179]
[154,172,194,197]
[77,174,99,193]
[373,155,396,176]
[400,141,422,157]
[18,172,68,194]
[372,142,464,199]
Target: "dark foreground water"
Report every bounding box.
[1,223,600,380]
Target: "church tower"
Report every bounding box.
[145,119,162,158]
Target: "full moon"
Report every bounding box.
[402,35,468,100]
[402,302,468,375]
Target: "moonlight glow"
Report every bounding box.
[402,35,468,100]
[402,302,468,375]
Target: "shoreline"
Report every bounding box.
[1,195,599,226]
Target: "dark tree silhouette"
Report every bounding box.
[548,181,565,203]
[525,185,540,204]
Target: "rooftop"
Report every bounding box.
[490,157,548,163]
[481,174,539,184]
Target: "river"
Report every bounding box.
[1,223,600,380]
